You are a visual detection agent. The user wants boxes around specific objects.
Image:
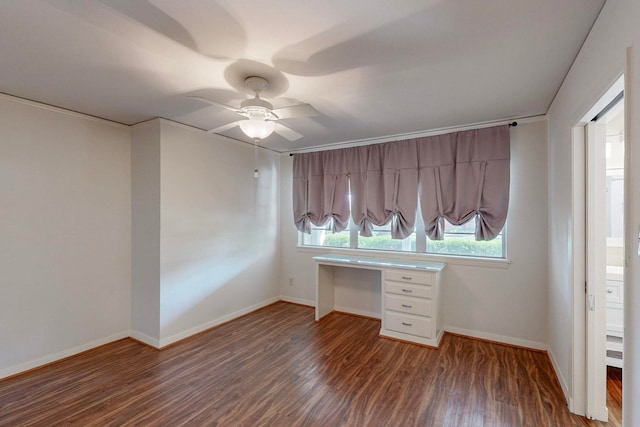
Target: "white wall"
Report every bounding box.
[158,121,281,345]
[279,119,548,349]
[130,119,282,347]
[1,103,282,376]
[0,95,131,378]
[131,120,161,344]
[546,0,640,422]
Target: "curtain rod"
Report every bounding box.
[289,122,518,156]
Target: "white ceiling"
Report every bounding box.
[0,0,605,152]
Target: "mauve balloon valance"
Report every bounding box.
[293,124,510,241]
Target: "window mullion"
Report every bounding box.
[349,218,358,249]
[415,205,426,253]
[502,223,507,258]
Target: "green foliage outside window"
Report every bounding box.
[322,232,502,257]
[323,234,416,251]
[426,236,502,257]
[322,234,350,247]
[303,218,504,258]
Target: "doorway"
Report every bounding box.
[600,96,625,426]
[573,75,625,422]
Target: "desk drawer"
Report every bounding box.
[385,311,432,338]
[385,294,432,316]
[385,281,432,299]
[385,270,432,285]
[606,280,623,304]
[607,305,623,333]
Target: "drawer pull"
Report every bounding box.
[401,276,412,280]
[607,289,614,294]
[401,304,412,308]
[401,322,413,326]
[401,289,413,293]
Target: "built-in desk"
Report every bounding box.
[314,254,445,347]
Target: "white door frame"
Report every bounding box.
[570,126,586,415]
[585,120,608,421]
[571,75,625,419]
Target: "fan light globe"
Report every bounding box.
[239,119,276,140]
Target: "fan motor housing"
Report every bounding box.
[244,76,269,93]
[240,97,273,111]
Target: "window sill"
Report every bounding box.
[296,246,510,269]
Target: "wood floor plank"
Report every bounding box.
[0,302,620,426]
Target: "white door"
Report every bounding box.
[585,121,608,421]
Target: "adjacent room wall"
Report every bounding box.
[546,0,640,421]
[0,95,131,378]
[279,119,548,349]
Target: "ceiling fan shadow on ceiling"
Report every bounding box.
[190,76,317,142]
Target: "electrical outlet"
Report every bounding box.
[288,278,294,286]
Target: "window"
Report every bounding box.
[300,212,505,259]
[301,220,350,248]
[426,220,504,258]
[357,221,416,252]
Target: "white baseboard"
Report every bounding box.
[0,330,129,380]
[157,297,280,348]
[547,347,573,411]
[2,299,284,379]
[334,305,381,320]
[444,325,547,351]
[279,296,314,307]
[129,330,161,348]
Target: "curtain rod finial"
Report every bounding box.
[509,122,518,127]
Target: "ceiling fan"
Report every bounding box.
[190,76,317,142]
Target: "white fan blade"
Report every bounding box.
[272,103,318,119]
[274,123,303,141]
[189,96,246,116]
[207,122,239,134]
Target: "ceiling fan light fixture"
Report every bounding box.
[194,75,312,142]
[239,119,276,140]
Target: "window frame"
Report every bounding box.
[298,216,507,261]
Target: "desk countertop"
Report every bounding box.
[313,254,445,272]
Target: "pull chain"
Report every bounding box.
[253,139,259,178]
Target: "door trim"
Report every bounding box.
[585,121,608,421]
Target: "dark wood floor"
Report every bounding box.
[0,302,621,426]
[606,366,622,426]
